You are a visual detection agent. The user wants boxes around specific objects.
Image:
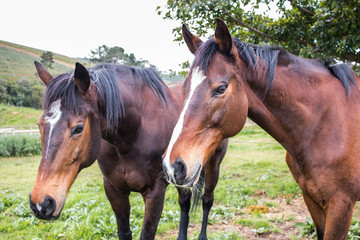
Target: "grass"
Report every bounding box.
[0,40,86,67]
[0,44,73,83]
[0,126,292,239]
[2,126,360,239]
[0,105,42,127]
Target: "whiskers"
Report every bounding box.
[158,168,171,183]
[160,163,205,219]
[190,169,205,216]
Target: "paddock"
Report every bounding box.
[2,125,360,239]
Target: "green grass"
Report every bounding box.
[0,105,42,127]
[2,125,360,239]
[0,127,296,239]
[0,45,73,83]
[0,40,85,67]
[237,217,280,234]
[0,40,92,87]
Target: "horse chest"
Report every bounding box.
[103,156,161,193]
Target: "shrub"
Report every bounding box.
[0,135,41,157]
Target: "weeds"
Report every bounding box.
[349,221,360,240]
[237,217,280,234]
[294,217,316,238]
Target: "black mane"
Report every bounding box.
[192,37,357,96]
[43,63,168,131]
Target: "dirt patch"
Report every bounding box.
[158,196,314,240]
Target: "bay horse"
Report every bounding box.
[162,18,360,240]
[29,61,228,240]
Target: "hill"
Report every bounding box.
[0,104,42,127]
[0,40,89,83]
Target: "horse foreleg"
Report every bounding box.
[104,179,132,240]
[302,192,326,240]
[323,196,355,240]
[140,179,167,240]
[176,187,192,240]
[199,140,227,240]
[286,153,326,239]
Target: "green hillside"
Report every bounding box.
[0,46,70,82]
[0,105,42,127]
[0,40,86,66]
[0,40,88,83]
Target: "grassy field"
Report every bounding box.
[0,105,42,127]
[0,44,75,83]
[0,127,305,239]
[1,126,360,239]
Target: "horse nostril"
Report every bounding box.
[29,194,56,219]
[43,195,56,216]
[172,158,187,182]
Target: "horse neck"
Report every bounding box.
[99,80,142,153]
[244,62,352,155]
[100,78,182,154]
[246,89,296,151]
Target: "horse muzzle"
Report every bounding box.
[29,193,61,220]
[163,158,202,188]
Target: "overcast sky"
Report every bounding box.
[1,0,195,72]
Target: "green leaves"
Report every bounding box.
[293,217,317,238]
[0,135,41,157]
[160,0,360,73]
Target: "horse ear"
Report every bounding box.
[182,24,203,54]
[34,61,53,86]
[214,18,233,54]
[74,62,90,95]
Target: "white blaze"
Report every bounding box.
[163,67,206,176]
[44,99,62,158]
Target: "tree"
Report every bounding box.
[89,45,153,69]
[158,0,360,71]
[107,46,127,63]
[90,45,110,63]
[40,51,54,69]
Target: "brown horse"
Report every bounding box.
[29,61,228,240]
[162,18,360,240]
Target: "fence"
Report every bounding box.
[0,125,39,136]
[0,119,258,137]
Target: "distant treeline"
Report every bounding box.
[0,78,44,108]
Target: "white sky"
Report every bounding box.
[0,0,194,72]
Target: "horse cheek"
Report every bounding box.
[223,93,248,138]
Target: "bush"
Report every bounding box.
[0,78,44,109]
[0,135,41,157]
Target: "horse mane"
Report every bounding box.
[43,63,168,131]
[326,63,358,95]
[193,37,357,96]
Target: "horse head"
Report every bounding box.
[162,19,248,187]
[29,62,101,220]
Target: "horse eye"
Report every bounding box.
[71,124,85,136]
[213,84,228,96]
